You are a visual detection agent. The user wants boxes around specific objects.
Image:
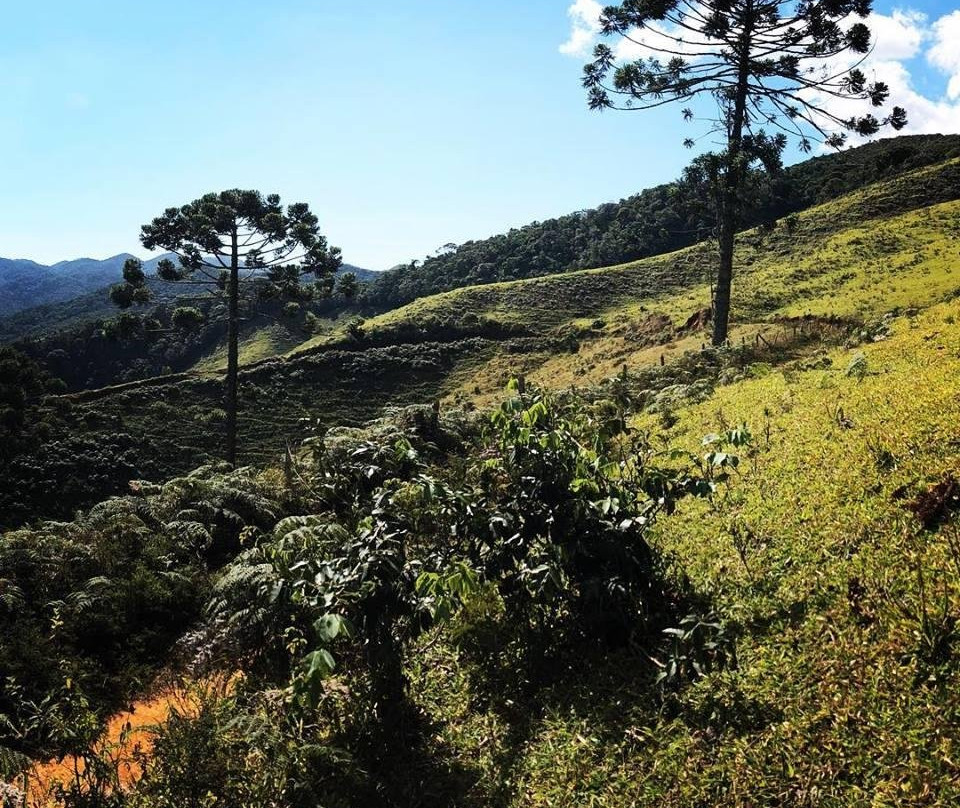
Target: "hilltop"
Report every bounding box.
[366,134,960,306]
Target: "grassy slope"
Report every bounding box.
[406,301,960,807]
[291,158,960,356]
[58,157,960,491]
[290,157,960,405]
[643,302,960,803]
[291,157,959,804]
[372,157,959,325]
[190,318,337,373]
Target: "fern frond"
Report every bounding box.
[0,744,30,780]
[165,520,213,551]
[0,579,25,613]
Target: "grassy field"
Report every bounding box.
[283,158,960,404]
[191,320,333,374]
[397,297,960,807]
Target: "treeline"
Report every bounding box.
[365,134,960,307]
[11,284,355,392]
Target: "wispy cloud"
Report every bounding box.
[558,0,602,57]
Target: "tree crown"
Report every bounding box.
[584,0,907,152]
[111,189,342,308]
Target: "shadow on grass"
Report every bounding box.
[417,587,782,808]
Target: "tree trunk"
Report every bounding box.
[712,2,754,347]
[225,228,239,466]
[713,202,737,346]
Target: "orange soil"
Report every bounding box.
[22,689,198,805]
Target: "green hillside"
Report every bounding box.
[5,136,956,398]
[291,155,960,399]
[399,295,960,807]
[4,153,952,527]
[5,238,960,804]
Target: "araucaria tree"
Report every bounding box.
[113,190,341,464]
[582,0,907,345]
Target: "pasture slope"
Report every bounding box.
[60,155,960,477]
[433,297,960,805]
[7,153,960,808]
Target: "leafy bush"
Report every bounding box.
[2,383,746,804]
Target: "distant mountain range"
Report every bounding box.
[0,253,377,327]
[0,254,169,319]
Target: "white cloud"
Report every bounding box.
[928,10,960,99]
[559,5,960,139]
[869,9,927,61]
[558,0,717,61]
[869,60,960,135]
[813,10,960,140]
[559,0,602,57]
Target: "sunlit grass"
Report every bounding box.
[287,158,960,412]
[412,298,960,806]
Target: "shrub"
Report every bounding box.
[171,307,204,330]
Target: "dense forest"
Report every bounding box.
[6,272,366,392]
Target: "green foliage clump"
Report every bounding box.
[170,307,204,331]
[3,384,731,806]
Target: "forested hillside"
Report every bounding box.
[367,135,960,306]
[2,265,375,390]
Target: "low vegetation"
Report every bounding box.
[5,295,959,805]
[2,379,746,806]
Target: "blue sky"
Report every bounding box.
[2,1,959,270]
